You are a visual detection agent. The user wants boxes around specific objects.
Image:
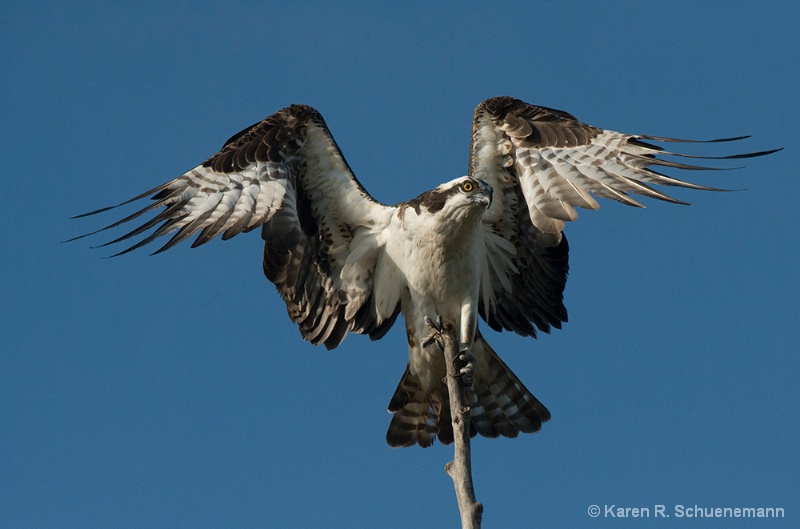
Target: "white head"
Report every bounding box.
[405,176,493,218]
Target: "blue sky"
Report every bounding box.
[2,2,798,528]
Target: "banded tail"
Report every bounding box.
[386,333,550,448]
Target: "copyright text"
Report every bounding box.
[587,504,785,519]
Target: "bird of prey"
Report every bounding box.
[72,96,777,448]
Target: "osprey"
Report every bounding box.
[73,97,777,448]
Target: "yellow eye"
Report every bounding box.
[461,181,474,192]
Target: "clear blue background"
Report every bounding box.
[2,2,797,528]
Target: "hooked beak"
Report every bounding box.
[472,183,492,208]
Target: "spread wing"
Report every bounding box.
[471,96,780,337]
[71,104,400,349]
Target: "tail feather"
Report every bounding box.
[385,333,549,448]
[386,365,448,448]
[468,334,551,437]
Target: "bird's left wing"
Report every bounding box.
[470,96,780,337]
[72,104,400,349]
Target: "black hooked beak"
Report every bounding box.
[478,180,493,208]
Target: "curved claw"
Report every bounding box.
[422,315,445,349]
[453,347,476,387]
[457,347,475,365]
[424,315,444,332]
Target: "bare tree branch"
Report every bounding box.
[425,317,483,528]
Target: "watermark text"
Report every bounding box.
[587,504,785,519]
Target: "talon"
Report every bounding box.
[457,364,474,386]
[452,346,476,386]
[424,315,444,332]
[457,347,475,365]
[422,315,445,349]
[453,363,475,387]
